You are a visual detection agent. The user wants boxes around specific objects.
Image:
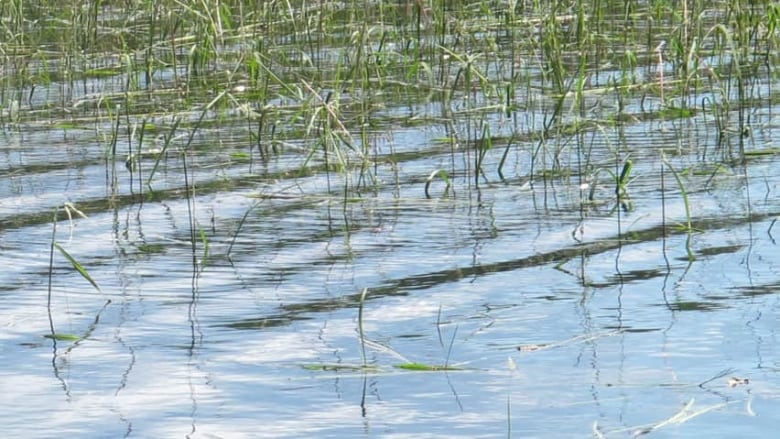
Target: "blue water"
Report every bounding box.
[2,3,780,437]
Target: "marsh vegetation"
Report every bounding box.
[1,0,779,437]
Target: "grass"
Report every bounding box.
[4,3,774,434]
[46,205,103,344]
[663,153,697,261]
[0,0,757,376]
[301,287,465,373]
[3,2,772,163]
[0,0,773,279]
[0,0,771,340]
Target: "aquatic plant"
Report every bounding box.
[0,4,776,427]
[46,205,102,342]
[662,154,696,261]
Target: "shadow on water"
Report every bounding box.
[223,208,780,330]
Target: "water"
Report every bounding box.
[2,1,780,437]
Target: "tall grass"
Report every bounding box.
[0,0,775,233]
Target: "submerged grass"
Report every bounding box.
[0,0,776,310]
[2,3,775,433]
[302,287,465,373]
[663,153,697,261]
[46,205,103,343]
[0,1,775,285]
[1,1,774,175]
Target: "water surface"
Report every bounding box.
[1,1,779,437]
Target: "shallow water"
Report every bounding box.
[2,1,780,438]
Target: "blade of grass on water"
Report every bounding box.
[53,242,102,293]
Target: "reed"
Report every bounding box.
[46,205,102,342]
[5,7,775,433]
[0,0,768,248]
[662,154,696,261]
[358,287,369,368]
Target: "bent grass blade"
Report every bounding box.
[618,398,729,436]
[53,242,102,293]
[516,329,623,352]
[424,169,452,198]
[394,362,464,371]
[43,333,82,342]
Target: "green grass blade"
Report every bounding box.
[394,362,462,371]
[53,242,102,293]
[43,333,82,341]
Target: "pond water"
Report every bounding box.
[1,1,779,437]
